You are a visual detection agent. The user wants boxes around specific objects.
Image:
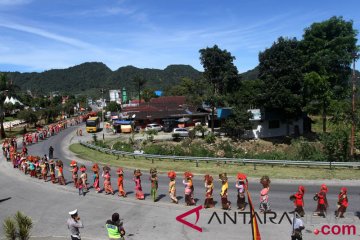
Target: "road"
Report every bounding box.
[0,125,360,240]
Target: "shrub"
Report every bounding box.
[291,138,325,161]
[321,128,349,162]
[204,133,216,144]
[113,141,134,152]
[3,211,33,240]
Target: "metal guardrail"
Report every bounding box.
[79,141,360,169]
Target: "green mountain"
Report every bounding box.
[4,62,202,98]
[240,66,259,80]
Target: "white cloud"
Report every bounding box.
[0,21,95,49]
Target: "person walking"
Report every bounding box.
[291,213,304,240]
[67,209,84,240]
[105,213,126,240]
[49,146,54,159]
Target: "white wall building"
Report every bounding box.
[109,90,121,104]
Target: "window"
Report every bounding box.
[268,120,280,129]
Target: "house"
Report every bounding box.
[121,96,208,130]
[243,109,311,139]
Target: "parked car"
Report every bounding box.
[172,128,189,137]
[145,123,163,132]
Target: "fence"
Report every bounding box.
[79,141,360,169]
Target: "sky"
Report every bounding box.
[0,0,359,73]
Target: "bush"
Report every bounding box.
[321,128,349,162]
[94,140,109,148]
[204,133,216,144]
[291,138,325,161]
[189,143,215,157]
[3,211,33,240]
[113,141,134,152]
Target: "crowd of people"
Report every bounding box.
[2,117,351,240]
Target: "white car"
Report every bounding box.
[145,123,163,132]
[172,128,189,137]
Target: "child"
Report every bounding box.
[133,169,144,200]
[92,163,101,193]
[260,175,271,213]
[236,173,248,211]
[56,160,66,185]
[168,170,178,204]
[336,187,348,218]
[70,160,79,188]
[183,171,195,206]
[204,174,214,208]
[80,165,88,193]
[313,184,328,217]
[78,178,84,196]
[149,168,158,202]
[49,160,56,183]
[290,186,305,217]
[116,168,127,197]
[103,166,115,195]
[219,173,231,210]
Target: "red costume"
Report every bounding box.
[336,187,348,218]
[133,169,144,200]
[291,185,305,217]
[314,184,328,217]
[117,168,127,197]
[92,164,101,192]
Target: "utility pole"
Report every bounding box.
[350,52,358,158]
[101,88,105,140]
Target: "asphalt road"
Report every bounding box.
[1,125,360,240]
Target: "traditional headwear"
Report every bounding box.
[103,166,111,172]
[167,170,176,179]
[116,167,124,174]
[49,159,55,164]
[219,173,228,181]
[340,187,347,193]
[184,171,193,179]
[70,160,77,167]
[91,163,99,172]
[298,185,305,194]
[150,168,157,175]
[79,165,87,172]
[260,175,271,188]
[204,174,213,183]
[134,169,142,177]
[321,184,328,193]
[237,173,247,181]
[56,160,63,166]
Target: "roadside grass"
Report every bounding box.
[70,143,360,180]
[4,126,37,138]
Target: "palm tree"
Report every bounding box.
[3,217,16,240]
[2,211,33,240]
[15,211,33,240]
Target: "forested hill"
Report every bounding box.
[4,62,202,97]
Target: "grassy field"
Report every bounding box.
[70,143,360,180]
[4,126,37,138]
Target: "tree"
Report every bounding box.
[17,110,38,128]
[133,76,147,103]
[142,88,157,103]
[259,37,304,116]
[302,16,358,132]
[222,107,253,138]
[199,45,240,132]
[165,77,206,106]
[321,128,349,162]
[0,74,20,139]
[106,101,121,112]
[3,211,33,240]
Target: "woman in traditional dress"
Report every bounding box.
[236,173,248,211]
[204,174,215,208]
[133,169,144,200]
[183,171,195,206]
[70,160,79,188]
[103,166,115,195]
[259,175,271,213]
[168,170,178,203]
[149,168,158,202]
[219,173,231,210]
[116,168,127,197]
[92,163,101,192]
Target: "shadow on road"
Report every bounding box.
[0,197,11,203]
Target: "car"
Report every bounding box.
[172,128,189,137]
[145,123,163,132]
